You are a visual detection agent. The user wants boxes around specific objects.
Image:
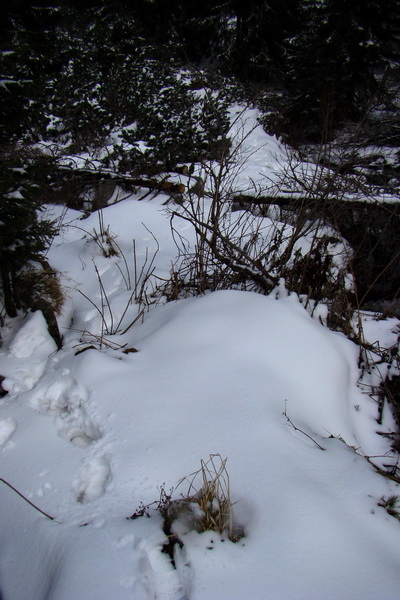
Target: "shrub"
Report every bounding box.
[129,455,243,544]
[0,150,56,317]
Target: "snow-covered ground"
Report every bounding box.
[1,112,400,600]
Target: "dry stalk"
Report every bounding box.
[177,454,242,541]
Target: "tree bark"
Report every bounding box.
[0,266,17,318]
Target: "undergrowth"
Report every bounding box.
[128,455,244,545]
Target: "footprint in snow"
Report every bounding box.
[137,541,191,600]
[75,456,111,503]
[61,415,101,447]
[30,376,102,447]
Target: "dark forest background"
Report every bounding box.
[2,0,400,144]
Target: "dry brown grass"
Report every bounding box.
[176,454,243,542]
[15,263,64,314]
[128,455,244,547]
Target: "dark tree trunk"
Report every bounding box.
[0,266,17,318]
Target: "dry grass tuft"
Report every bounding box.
[128,455,244,543]
[176,454,243,542]
[15,263,64,314]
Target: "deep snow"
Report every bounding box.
[1,110,400,600]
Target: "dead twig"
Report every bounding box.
[0,477,59,523]
[283,401,325,451]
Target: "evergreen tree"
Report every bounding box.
[227,0,302,82]
[281,0,400,141]
[0,153,55,317]
[0,7,58,316]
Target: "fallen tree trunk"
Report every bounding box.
[129,177,185,194]
[232,193,400,304]
[44,167,185,210]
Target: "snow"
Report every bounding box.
[1,113,400,600]
[0,311,57,395]
[0,418,16,446]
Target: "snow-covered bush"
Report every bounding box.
[166,129,355,333]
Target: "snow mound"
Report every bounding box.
[1,290,400,599]
[0,311,57,395]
